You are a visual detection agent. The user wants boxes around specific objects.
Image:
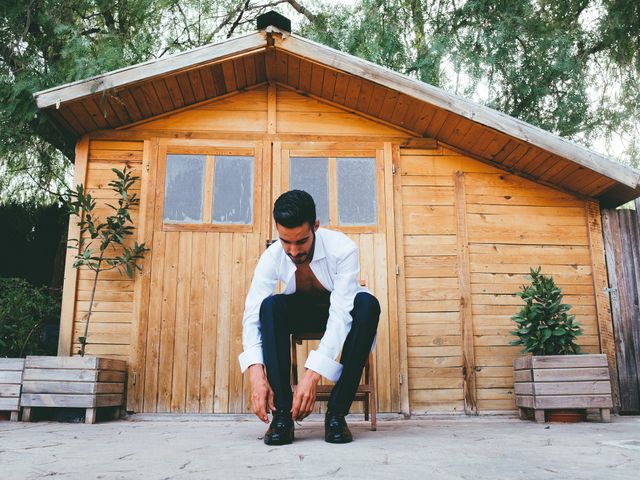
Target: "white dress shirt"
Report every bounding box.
[238,228,369,381]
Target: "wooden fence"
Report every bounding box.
[602,199,640,413]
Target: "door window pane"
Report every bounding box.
[337,157,377,225]
[212,155,254,224]
[163,154,205,223]
[289,157,329,225]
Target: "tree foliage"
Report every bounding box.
[0,201,67,288]
[1,1,638,205]
[0,277,60,358]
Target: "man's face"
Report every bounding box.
[276,220,319,265]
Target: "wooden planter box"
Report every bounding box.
[20,356,127,424]
[0,358,25,421]
[514,354,613,423]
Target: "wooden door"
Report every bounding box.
[132,138,270,413]
[273,141,402,413]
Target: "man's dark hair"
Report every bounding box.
[273,190,316,228]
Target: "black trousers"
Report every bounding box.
[259,291,380,415]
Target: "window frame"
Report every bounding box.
[282,146,386,234]
[157,143,261,233]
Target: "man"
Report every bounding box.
[239,190,380,445]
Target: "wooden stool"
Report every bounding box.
[290,332,377,431]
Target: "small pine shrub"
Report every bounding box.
[510,266,583,355]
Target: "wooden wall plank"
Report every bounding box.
[387,145,411,415]
[59,136,90,356]
[186,233,206,412]
[385,143,404,413]
[214,233,233,412]
[321,68,337,99]
[149,79,175,112]
[102,94,132,125]
[275,49,288,83]
[295,57,311,93]
[378,90,399,122]
[126,140,157,412]
[156,231,179,412]
[454,171,478,414]
[83,97,113,130]
[243,233,261,413]
[200,65,218,99]
[233,58,247,89]
[228,233,247,413]
[221,61,238,92]
[332,71,349,105]
[286,54,300,89]
[587,201,621,410]
[355,80,375,113]
[211,63,227,95]
[175,73,195,105]
[268,83,276,134]
[68,101,100,132]
[188,70,207,103]
[118,88,144,122]
[142,230,166,413]
[601,208,635,411]
[140,82,164,117]
[199,232,220,413]
[374,233,391,412]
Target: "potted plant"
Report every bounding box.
[511,267,613,423]
[20,167,148,423]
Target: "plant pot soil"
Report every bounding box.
[547,409,586,423]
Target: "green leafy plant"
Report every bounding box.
[64,167,148,356]
[510,266,583,355]
[0,278,60,358]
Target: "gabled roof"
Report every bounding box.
[34,28,640,207]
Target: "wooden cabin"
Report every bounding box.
[34,19,640,416]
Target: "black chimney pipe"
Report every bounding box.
[256,11,291,33]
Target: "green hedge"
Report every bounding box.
[0,278,61,357]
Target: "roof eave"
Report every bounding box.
[34,31,266,109]
[279,33,640,194]
[32,29,640,206]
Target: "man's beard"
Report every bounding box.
[290,252,309,264]
[288,230,316,265]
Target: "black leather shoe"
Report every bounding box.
[325,411,353,444]
[264,410,294,445]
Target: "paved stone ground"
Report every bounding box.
[1,414,639,479]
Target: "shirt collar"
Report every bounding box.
[310,228,326,262]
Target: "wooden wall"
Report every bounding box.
[399,146,602,414]
[128,84,402,137]
[59,83,615,414]
[602,202,640,412]
[60,84,408,413]
[61,139,144,360]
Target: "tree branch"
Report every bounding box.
[227,0,251,38]
[285,0,317,23]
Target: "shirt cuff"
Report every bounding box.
[305,350,343,382]
[238,346,264,373]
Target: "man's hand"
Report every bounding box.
[249,364,275,423]
[291,369,321,421]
